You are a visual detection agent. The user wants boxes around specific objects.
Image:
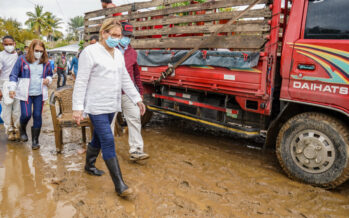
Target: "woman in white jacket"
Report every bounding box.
[73,18,145,197]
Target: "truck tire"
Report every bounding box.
[276,112,349,188]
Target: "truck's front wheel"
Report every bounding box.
[276,112,349,188]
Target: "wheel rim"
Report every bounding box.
[290,130,336,174]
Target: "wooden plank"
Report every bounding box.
[135,21,270,36]
[85,0,189,19]
[86,20,269,36]
[85,8,271,28]
[129,35,266,49]
[120,0,270,21]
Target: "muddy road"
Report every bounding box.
[0,105,349,217]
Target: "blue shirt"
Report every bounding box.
[29,61,42,96]
[50,60,54,70]
[69,56,79,75]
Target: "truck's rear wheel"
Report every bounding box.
[276,112,349,188]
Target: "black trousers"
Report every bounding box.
[57,68,66,88]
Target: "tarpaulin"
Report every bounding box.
[137,50,260,69]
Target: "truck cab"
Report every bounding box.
[274,0,349,188]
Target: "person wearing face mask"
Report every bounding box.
[117,22,149,161]
[73,18,145,197]
[0,35,20,141]
[8,39,53,150]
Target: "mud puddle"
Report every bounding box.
[0,96,349,217]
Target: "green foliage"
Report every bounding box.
[79,40,85,51]
[0,17,37,50]
[43,12,63,41]
[51,40,70,49]
[68,16,84,41]
[25,5,63,41]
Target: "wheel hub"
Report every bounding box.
[291,130,335,174]
[303,145,317,159]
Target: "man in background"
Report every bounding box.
[118,22,149,161]
[0,35,20,141]
[89,35,99,45]
[69,53,79,80]
[101,0,122,16]
[24,46,29,55]
[55,52,67,88]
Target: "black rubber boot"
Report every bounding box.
[85,144,105,176]
[20,123,28,142]
[31,127,41,150]
[104,157,133,197]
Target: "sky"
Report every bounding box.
[0,0,143,34]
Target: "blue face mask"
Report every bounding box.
[119,37,131,47]
[105,36,120,48]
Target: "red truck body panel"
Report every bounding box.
[139,0,349,132]
[280,0,349,115]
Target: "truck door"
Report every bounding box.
[288,0,349,110]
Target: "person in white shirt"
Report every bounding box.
[73,18,145,197]
[0,35,20,141]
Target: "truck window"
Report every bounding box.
[304,0,349,39]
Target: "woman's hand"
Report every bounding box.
[73,110,84,125]
[137,101,146,116]
[43,78,50,86]
[9,91,16,99]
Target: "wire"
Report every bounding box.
[55,0,66,19]
[25,0,36,5]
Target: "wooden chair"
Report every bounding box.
[49,86,93,153]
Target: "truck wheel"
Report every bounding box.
[276,112,349,188]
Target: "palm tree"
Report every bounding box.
[25,5,50,36]
[68,16,84,41]
[44,12,63,41]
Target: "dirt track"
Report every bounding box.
[0,103,349,217]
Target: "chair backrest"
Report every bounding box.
[53,86,73,114]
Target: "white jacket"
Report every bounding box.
[73,43,142,115]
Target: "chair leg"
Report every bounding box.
[89,124,93,139]
[82,126,86,144]
[55,127,63,153]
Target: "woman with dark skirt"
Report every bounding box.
[72,18,145,197]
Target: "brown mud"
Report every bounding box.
[0,82,349,217]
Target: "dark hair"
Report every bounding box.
[2,35,14,42]
[26,39,49,64]
[90,35,99,42]
[24,46,28,48]
[62,52,66,55]
[101,0,112,3]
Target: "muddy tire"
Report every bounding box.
[276,112,349,188]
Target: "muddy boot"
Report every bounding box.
[85,144,105,176]
[14,129,21,142]
[104,157,133,197]
[7,131,15,141]
[20,123,28,142]
[31,127,41,150]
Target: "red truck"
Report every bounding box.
[85,0,349,188]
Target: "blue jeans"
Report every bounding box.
[88,113,116,160]
[20,95,43,129]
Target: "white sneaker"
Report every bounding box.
[130,151,150,161]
